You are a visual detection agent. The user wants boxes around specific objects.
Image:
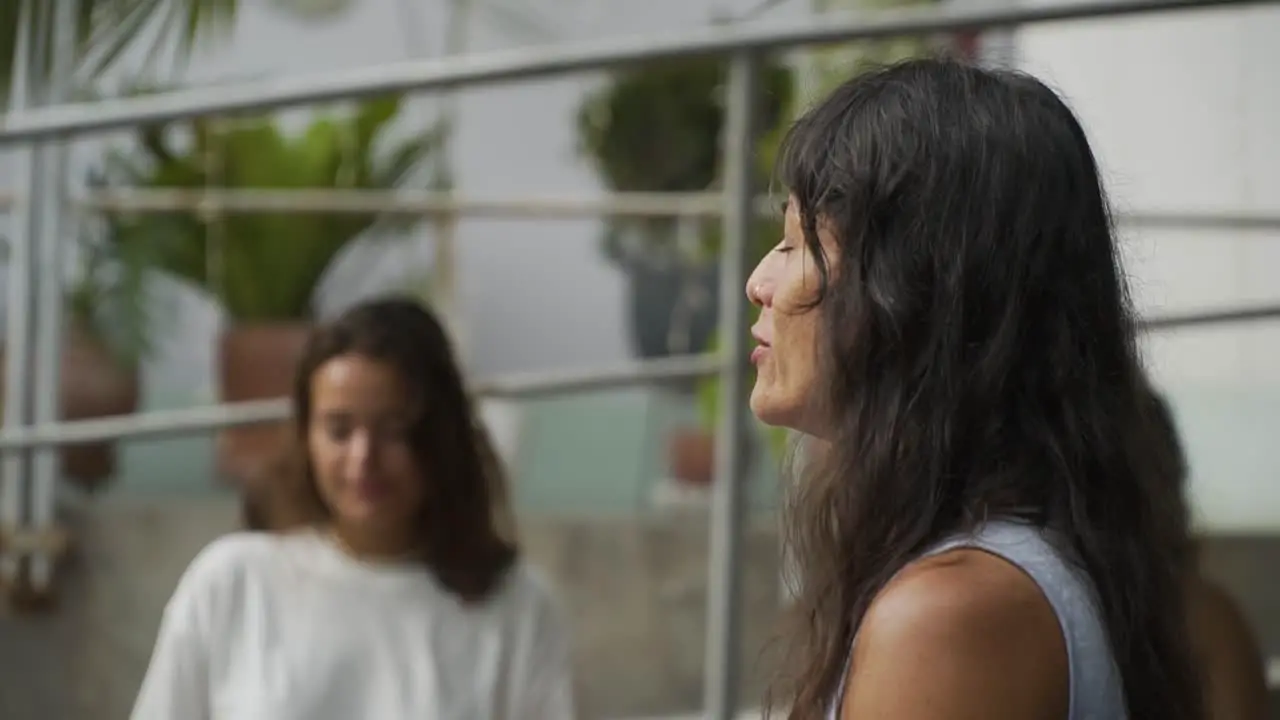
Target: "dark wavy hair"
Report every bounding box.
[768,59,1201,719]
[243,295,517,602]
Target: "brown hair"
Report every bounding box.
[243,295,517,602]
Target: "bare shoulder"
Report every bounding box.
[1186,574,1269,720]
[1187,574,1259,649]
[841,548,1069,720]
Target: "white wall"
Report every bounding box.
[1017,2,1280,532]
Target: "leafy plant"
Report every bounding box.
[102,93,442,321]
[66,170,160,368]
[576,54,794,264]
[803,0,943,109]
[0,1,244,109]
[0,169,157,369]
[0,0,372,109]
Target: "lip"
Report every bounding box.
[352,480,391,500]
[749,327,771,365]
[750,325,771,348]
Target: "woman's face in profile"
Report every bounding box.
[745,196,829,436]
[307,353,426,534]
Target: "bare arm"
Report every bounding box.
[840,549,1069,720]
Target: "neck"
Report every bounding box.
[330,523,422,562]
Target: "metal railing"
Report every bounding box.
[5,186,1280,229]
[2,0,1278,717]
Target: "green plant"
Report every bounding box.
[103,94,442,322]
[0,1,363,109]
[0,168,158,369]
[576,54,794,263]
[802,0,942,108]
[0,1,241,108]
[66,202,158,368]
[575,53,796,445]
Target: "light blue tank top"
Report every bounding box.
[828,519,1127,719]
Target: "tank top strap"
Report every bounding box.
[924,519,1127,720]
[827,519,1127,720]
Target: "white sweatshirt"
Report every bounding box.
[131,530,575,720]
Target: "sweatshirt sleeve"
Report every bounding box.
[130,590,211,720]
[514,571,577,720]
[130,536,243,720]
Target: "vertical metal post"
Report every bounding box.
[29,0,78,590]
[429,0,474,362]
[703,50,758,720]
[1,0,43,584]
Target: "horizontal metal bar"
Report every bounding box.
[0,0,1271,143]
[71,188,734,219]
[0,353,722,450]
[1140,303,1280,331]
[1122,211,1280,232]
[2,188,1279,230]
[2,303,1280,451]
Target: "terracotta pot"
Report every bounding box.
[216,323,311,491]
[668,428,715,487]
[0,322,140,492]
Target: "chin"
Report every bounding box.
[336,501,399,527]
[749,391,796,430]
[751,387,823,437]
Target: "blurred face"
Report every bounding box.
[746,196,833,436]
[308,353,425,543]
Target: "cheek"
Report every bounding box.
[306,433,344,490]
[770,314,821,399]
[381,444,422,488]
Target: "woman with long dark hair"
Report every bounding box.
[132,296,574,720]
[748,58,1202,719]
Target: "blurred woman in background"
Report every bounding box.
[1143,384,1269,720]
[132,296,574,720]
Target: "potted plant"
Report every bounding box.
[576,54,793,488]
[576,54,793,359]
[0,201,152,493]
[104,93,441,490]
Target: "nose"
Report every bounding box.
[343,429,376,481]
[745,262,772,307]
